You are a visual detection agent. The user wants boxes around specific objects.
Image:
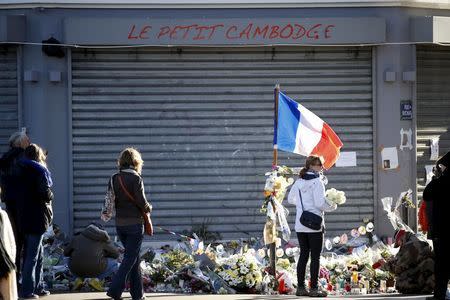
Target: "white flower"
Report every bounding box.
[240,265,249,274]
[257,248,266,258]
[216,244,225,254]
[247,278,256,287]
[333,236,341,245]
[325,188,346,205]
[276,248,284,257]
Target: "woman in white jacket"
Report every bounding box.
[288,156,336,297]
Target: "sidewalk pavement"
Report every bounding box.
[43,292,431,300]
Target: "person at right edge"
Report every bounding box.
[104,148,152,300]
[423,151,450,300]
[288,156,336,297]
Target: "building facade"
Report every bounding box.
[0,0,449,241]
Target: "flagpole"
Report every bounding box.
[273,84,280,167]
[269,84,280,277]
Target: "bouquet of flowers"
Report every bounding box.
[262,166,295,206]
[162,249,195,271]
[325,188,346,205]
[215,252,264,293]
[261,165,295,244]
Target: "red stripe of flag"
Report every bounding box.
[310,122,343,169]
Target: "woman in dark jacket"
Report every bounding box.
[104,148,152,300]
[19,144,53,299]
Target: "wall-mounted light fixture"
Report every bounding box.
[49,71,62,83]
[402,71,416,82]
[384,70,396,82]
[24,70,39,82]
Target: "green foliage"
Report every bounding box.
[162,249,195,271]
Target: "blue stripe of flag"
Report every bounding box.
[275,92,301,153]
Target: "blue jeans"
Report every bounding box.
[98,258,119,280]
[21,234,44,296]
[107,224,144,300]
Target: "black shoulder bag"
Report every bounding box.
[299,189,323,230]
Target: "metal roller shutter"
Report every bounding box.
[71,47,373,240]
[416,46,450,200]
[0,47,18,154]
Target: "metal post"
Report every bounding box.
[269,84,280,277]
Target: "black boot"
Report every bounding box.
[308,287,327,297]
[295,286,309,296]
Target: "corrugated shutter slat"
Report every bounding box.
[72,47,373,240]
[0,48,18,154]
[416,46,450,200]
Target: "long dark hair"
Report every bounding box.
[299,156,323,179]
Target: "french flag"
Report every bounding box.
[274,92,343,169]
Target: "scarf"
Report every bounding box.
[303,171,320,180]
[21,159,53,187]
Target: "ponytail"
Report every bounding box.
[299,167,308,179]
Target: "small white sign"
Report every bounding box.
[430,137,439,160]
[381,147,399,169]
[335,151,357,167]
[400,128,413,151]
[425,165,434,185]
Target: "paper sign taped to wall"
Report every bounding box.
[335,151,357,167]
[430,137,439,160]
[425,165,434,185]
[381,147,399,169]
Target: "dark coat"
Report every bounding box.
[110,169,152,226]
[17,160,54,235]
[0,147,25,214]
[423,170,450,240]
[64,225,119,277]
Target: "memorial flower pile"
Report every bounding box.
[40,223,402,296]
[38,183,419,297]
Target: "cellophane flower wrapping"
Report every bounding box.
[261,166,295,244]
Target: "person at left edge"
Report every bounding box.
[0,131,30,284]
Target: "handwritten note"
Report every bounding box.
[335,152,357,167]
[430,137,439,160]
